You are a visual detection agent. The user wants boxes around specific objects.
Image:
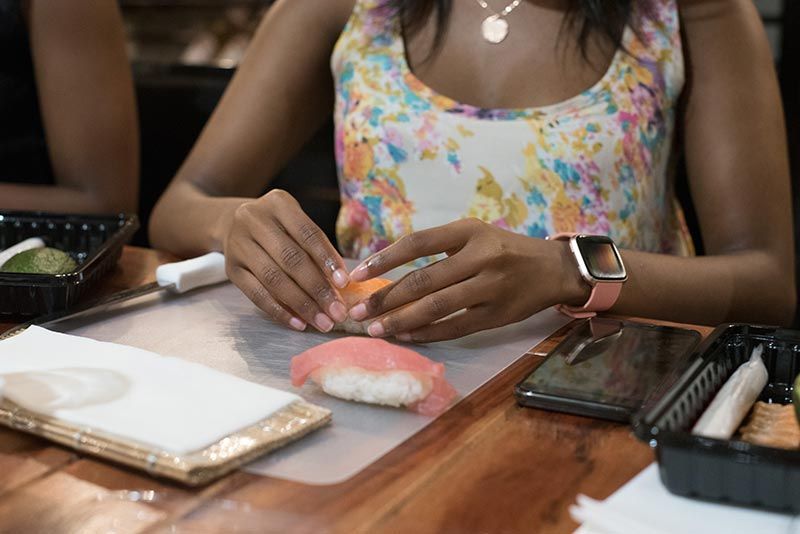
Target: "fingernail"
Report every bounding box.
[349,303,368,321]
[329,301,347,322]
[350,263,368,281]
[315,313,335,332]
[332,269,349,288]
[396,333,412,342]
[289,317,307,331]
[367,321,385,337]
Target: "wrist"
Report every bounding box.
[547,233,627,318]
[553,239,592,307]
[213,198,251,253]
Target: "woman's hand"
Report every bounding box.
[223,189,351,332]
[347,218,589,342]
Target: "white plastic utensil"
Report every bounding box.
[691,344,768,440]
[155,251,228,293]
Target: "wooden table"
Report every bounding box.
[0,247,712,533]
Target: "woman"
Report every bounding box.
[150,0,795,341]
[0,0,138,214]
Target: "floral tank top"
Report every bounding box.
[331,0,693,261]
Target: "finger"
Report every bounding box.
[349,256,472,322]
[253,217,347,324]
[349,219,477,282]
[363,277,484,338]
[239,243,336,332]
[396,305,498,343]
[229,266,306,331]
[272,191,350,289]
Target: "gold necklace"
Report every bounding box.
[474,0,522,44]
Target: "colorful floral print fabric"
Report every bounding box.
[332,0,694,261]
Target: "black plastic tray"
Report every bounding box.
[632,323,800,513]
[0,211,139,317]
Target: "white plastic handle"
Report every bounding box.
[155,252,228,294]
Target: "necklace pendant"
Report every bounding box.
[481,14,509,44]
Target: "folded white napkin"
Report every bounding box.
[571,464,800,534]
[0,326,300,455]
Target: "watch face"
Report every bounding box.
[574,235,626,281]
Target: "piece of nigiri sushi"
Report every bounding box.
[290,337,457,416]
[334,278,392,334]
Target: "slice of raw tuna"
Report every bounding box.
[290,337,457,416]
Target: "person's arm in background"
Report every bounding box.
[349,0,796,341]
[0,0,139,214]
[150,0,356,333]
[613,0,795,323]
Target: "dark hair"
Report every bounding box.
[393,0,641,58]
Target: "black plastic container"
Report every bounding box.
[633,323,800,513]
[0,211,138,317]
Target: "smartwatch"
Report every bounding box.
[549,233,627,318]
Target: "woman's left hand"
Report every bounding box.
[347,218,589,342]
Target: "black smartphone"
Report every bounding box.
[514,318,702,422]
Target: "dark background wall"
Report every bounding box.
[774,1,800,324]
[133,63,339,247]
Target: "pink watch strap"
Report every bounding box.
[549,232,623,319]
[556,282,622,318]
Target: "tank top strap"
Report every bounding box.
[629,0,684,104]
[331,0,403,73]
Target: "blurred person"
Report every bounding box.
[0,0,138,214]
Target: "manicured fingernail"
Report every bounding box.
[289,317,307,331]
[367,321,385,337]
[315,313,335,333]
[349,303,368,321]
[350,263,368,281]
[329,301,347,322]
[396,333,412,342]
[332,269,349,289]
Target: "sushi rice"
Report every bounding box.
[311,366,433,408]
[291,337,458,416]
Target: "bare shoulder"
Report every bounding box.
[265,0,356,44]
[25,0,124,36]
[676,0,773,79]
[677,0,765,35]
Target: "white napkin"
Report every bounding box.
[0,326,300,455]
[571,464,800,534]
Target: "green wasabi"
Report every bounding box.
[0,247,78,275]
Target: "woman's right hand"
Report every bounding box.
[223,189,350,332]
